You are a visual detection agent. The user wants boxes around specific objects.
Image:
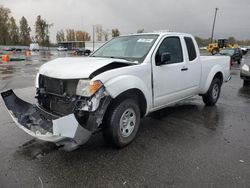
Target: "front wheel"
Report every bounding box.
[202,78,221,106]
[102,98,141,148]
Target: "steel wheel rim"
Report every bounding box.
[119,108,136,138]
[212,84,219,100]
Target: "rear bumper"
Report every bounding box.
[1,90,92,150]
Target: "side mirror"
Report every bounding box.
[156,52,171,66]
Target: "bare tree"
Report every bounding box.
[95,24,103,41]
[102,29,109,41]
[111,28,120,37]
[75,30,91,41]
[228,37,236,44]
[56,29,65,43]
[66,29,76,41]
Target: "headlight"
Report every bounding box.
[76,80,103,97]
[242,64,250,72]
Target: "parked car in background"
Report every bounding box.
[217,48,242,64]
[30,43,40,51]
[57,46,68,51]
[74,48,92,56]
[4,47,22,52]
[240,61,250,86]
[240,47,248,55]
[199,46,207,50]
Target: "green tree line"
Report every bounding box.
[0,5,52,46]
[195,36,250,47]
[56,27,121,43]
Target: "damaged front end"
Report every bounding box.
[1,76,111,151]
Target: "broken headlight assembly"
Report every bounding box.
[76,80,103,97]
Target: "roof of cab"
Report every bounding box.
[124,31,192,37]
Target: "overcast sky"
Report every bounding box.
[2,0,250,42]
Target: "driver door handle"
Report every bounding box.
[181,67,188,71]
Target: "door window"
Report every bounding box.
[155,37,183,64]
[184,37,197,61]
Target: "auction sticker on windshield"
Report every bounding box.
[137,39,154,43]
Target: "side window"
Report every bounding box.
[184,37,197,61]
[156,37,183,64]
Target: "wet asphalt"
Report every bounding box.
[0,51,250,188]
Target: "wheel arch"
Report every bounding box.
[199,66,224,95]
[214,71,223,85]
[108,88,147,117]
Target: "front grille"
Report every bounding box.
[44,76,63,94]
[39,75,78,96]
[38,75,80,115]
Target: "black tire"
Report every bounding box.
[211,49,219,55]
[237,59,241,64]
[202,78,221,106]
[243,80,250,87]
[102,98,140,148]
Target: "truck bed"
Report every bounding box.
[199,55,231,94]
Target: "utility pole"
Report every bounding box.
[92,25,95,51]
[211,8,218,43]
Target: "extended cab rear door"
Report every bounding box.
[182,36,201,95]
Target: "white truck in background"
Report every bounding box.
[1,32,231,151]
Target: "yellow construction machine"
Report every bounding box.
[207,39,239,55]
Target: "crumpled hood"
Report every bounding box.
[39,57,130,79]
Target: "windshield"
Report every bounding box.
[91,34,159,63]
[219,49,234,56]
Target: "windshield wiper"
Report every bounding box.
[91,55,134,62]
[107,56,129,61]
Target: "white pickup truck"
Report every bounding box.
[1,32,231,151]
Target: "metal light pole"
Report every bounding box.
[92,25,95,51]
[211,8,218,43]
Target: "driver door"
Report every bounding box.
[152,36,187,108]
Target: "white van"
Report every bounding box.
[30,43,40,51]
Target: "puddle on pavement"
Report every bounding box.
[201,106,220,130]
[238,86,250,98]
[0,51,57,84]
[149,100,222,131]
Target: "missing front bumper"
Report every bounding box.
[1,90,92,150]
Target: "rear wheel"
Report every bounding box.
[102,98,140,148]
[202,78,221,106]
[243,80,250,87]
